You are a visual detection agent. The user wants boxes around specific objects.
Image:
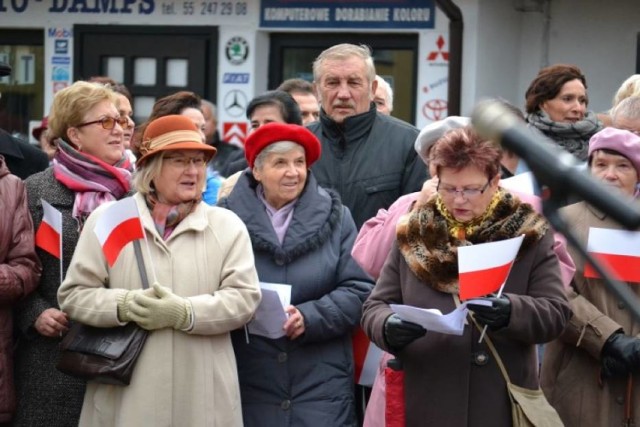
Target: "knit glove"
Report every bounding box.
[383,314,427,352]
[128,284,192,331]
[467,295,512,331]
[601,332,640,378]
[117,288,156,323]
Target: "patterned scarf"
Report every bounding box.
[526,110,602,161]
[145,192,200,239]
[396,191,548,294]
[53,140,132,228]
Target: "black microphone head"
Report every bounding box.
[471,99,521,144]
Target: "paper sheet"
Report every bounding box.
[390,299,492,336]
[247,282,291,339]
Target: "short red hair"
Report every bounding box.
[429,127,501,179]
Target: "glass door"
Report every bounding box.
[0,29,45,142]
[269,33,418,124]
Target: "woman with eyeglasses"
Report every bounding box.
[132,90,226,205]
[361,126,571,426]
[88,76,136,160]
[57,114,260,426]
[13,81,134,427]
[541,128,640,427]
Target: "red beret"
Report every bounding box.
[244,122,322,168]
[32,116,49,140]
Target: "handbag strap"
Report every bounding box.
[469,314,512,385]
[133,240,149,290]
[452,294,512,385]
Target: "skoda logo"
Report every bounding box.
[225,36,249,66]
[224,90,248,117]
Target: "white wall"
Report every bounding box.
[456,0,640,116]
[544,0,640,113]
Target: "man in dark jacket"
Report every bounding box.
[308,44,427,229]
[0,62,49,180]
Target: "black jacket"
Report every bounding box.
[0,129,48,180]
[308,104,427,229]
[208,134,245,177]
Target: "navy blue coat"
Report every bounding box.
[219,171,374,427]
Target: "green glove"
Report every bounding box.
[128,284,192,331]
[117,288,156,323]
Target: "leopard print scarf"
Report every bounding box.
[396,191,548,294]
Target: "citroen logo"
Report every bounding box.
[223,90,248,118]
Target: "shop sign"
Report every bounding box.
[260,0,435,29]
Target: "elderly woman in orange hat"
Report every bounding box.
[218,122,374,426]
[58,114,261,426]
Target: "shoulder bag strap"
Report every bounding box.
[452,294,512,384]
[133,240,149,290]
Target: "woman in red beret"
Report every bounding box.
[218,122,374,426]
[57,114,261,426]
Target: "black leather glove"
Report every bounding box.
[601,332,640,378]
[467,295,512,331]
[383,314,426,352]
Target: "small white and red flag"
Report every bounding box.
[585,228,640,283]
[352,327,384,387]
[35,199,62,259]
[458,235,524,300]
[94,197,144,267]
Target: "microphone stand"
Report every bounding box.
[542,192,640,325]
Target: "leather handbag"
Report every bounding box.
[470,314,563,427]
[56,240,149,386]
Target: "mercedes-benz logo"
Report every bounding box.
[224,90,248,118]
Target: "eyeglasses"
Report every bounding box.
[76,116,130,130]
[437,180,491,200]
[165,156,206,169]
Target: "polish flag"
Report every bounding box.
[352,327,384,386]
[94,197,145,267]
[585,228,640,283]
[35,199,62,259]
[458,235,524,300]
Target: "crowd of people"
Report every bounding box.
[0,43,640,426]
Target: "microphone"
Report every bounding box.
[471,100,640,229]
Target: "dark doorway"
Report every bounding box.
[0,29,45,139]
[74,25,217,123]
[269,33,419,124]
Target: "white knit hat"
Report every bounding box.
[414,116,470,165]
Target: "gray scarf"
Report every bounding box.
[526,110,602,161]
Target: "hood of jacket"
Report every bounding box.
[219,170,343,265]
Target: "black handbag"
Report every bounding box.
[56,240,149,386]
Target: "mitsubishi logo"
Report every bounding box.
[427,36,449,62]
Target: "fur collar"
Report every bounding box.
[396,192,548,294]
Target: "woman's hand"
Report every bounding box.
[283,305,305,340]
[413,177,439,209]
[34,308,69,338]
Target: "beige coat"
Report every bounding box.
[541,202,640,426]
[58,193,261,427]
